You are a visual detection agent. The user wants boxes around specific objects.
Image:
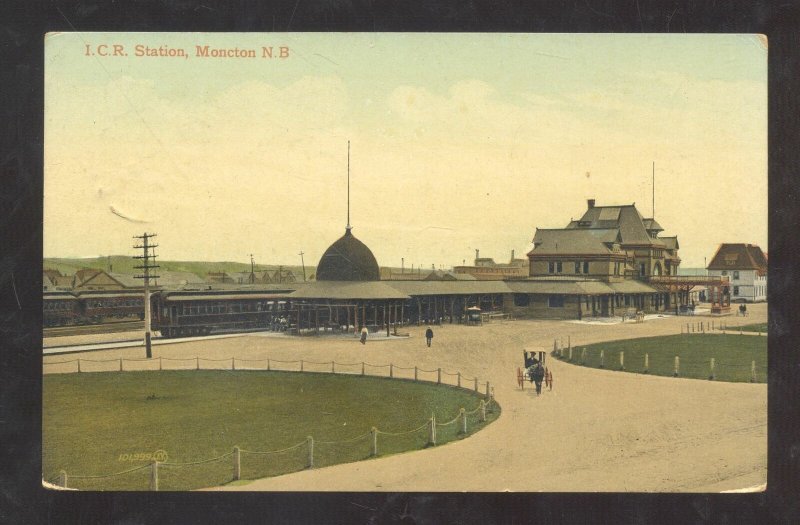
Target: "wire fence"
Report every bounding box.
[678,320,768,336]
[43,355,497,491]
[551,336,767,383]
[45,397,497,491]
[43,356,494,395]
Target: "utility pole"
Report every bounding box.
[133,233,159,359]
[299,251,306,282]
[652,161,655,218]
[249,254,256,284]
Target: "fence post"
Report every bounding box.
[480,400,486,422]
[119,358,123,372]
[460,408,467,434]
[553,339,558,356]
[196,356,199,370]
[701,321,704,333]
[361,362,365,376]
[428,414,436,446]
[159,356,162,371]
[673,356,680,377]
[267,358,270,371]
[568,346,573,361]
[233,446,241,481]
[389,364,393,378]
[687,323,690,334]
[331,361,335,374]
[644,353,649,374]
[300,360,304,372]
[307,436,314,469]
[437,368,441,384]
[568,335,571,354]
[581,348,586,365]
[599,350,604,368]
[712,320,715,331]
[457,372,461,388]
[77,359,81,373]
[150,461,159,491]
[751,360,757,383]
[474,377,478,392]
[414,366,418,381]
[232,357,235,370]
[485,381,490,397]
[709,358,716,380]
[59,470,67,489]
[371,427,378,456]
[619,351,625,371]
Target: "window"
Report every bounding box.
[513,294,530,307]
[583,261,589,274]
[640,263,646,276]
[733,271,740,280]
[548,262,555,274]
[721,270,727,276]
[575,262,581,274]
[548,295,565,308]
[733,286,740,296]
[557,262,563,273]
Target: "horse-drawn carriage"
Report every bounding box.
[517,348,547,390]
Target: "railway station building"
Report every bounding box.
[505,199,720,319]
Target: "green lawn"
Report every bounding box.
[556,334,766,383]
[730,322,769,334]
[43,371,498,491]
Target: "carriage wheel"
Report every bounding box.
[517,367,524,389]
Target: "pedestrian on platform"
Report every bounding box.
[425,326,434,347]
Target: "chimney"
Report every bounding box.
[588,199,596,209]
[511,249,515,261]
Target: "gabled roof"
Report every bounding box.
[567,204,665,246]
[506,279,614,295]
[424,270,477,281]
[660,236,679,250]
[707,244,768,271]
[154,271,207,289]
[530,228,620,256]
[642,218,664,232]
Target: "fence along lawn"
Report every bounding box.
[43,370,498,490]
[559,334,766,383]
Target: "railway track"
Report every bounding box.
[43,320,144,338]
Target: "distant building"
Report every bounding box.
[513,199,690,318]
[206,272,235,284]
[70,268,143,290]
[153,271,207,290]
[453,249,528,280]
[43,269,74,290]
[707,243,767,302]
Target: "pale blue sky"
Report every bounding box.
[45,33,767,269]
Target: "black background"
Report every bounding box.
[1,1,798,523]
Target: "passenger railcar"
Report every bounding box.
[43,291,146,327]
[43,292,82,327]
[151,290,291,338]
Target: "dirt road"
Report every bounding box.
[44,304,767,492]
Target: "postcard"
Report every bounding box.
[42,32,767,492]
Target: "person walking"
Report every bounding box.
[360,325,368,345]
[425,326,434,347]
[546,368,553,391]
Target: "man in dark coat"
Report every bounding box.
[425,326,434,347]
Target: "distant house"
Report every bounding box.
[707,244,767,302]
[453,249,528,280]
[271,268,297,284]
[43,269,74,290]
[71,268,143,290]
[206,272,235,284]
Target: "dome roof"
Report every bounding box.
[316,228,380,281]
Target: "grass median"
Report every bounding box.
[43,370,498,490]
[556,334,766,383]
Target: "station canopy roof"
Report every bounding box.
[506,279,614,296]
[289,281,410,300]
[386,280,513,296]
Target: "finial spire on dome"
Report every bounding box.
[346,140,351,232]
